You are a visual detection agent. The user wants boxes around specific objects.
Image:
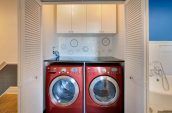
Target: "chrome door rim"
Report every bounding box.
[89,76,119,106]
[49,76,79,106]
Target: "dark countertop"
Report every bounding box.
[44,56,124,63]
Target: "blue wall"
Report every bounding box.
[149,0,172,41]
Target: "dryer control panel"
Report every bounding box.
[86,66,122,76]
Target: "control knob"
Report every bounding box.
[101,68,107,73]
[61,68,67,73]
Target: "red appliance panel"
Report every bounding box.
[86,65,124,113]
[46,64,83,113]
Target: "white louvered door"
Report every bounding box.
[19,0,43,113]
[125,0,148,113]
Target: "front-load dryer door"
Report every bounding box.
[49,76,79,106]
[89,76,119,106]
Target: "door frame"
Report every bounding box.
[17,0,150,113]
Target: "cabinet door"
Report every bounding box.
[87,4,101,33]
[102,4,117,33]
[56,5,72,33]
[72,5,86,33]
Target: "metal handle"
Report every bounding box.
[34,76,38,80]
[129,76,134,80]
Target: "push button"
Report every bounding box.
[111,68,118,72]
[49,67,57,73]
[71,68,78,73]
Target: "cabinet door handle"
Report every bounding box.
[34,76,38,80]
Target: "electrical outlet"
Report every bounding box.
[52,46,60,58]
[52,46,57,54]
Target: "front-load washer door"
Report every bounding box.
[49,76,79,106]
[89,76,119,106]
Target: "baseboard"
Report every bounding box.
[158,111,172,113]
[0,61,7,71]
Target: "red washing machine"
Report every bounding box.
[86,64,124,113]
[46,64,83,113]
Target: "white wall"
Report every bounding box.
[42,5,57,60]
[56,35,117,57]
[149,41,172,75]
[42,4,125,60]
[0,0,18,64]
[113,4,125,59]
[42,5,57,110]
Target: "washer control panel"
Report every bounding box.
[47,65,82,76]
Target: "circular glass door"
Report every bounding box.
[89,76,119,106]
[49,76,79,106]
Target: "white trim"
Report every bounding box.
[144,0,149,113]
[124,0,130,4]
[0,87,18,97]
[35,0,43,5]
[0,89,8,97]
[18,0,24,113]
[5,63,18,65]
[41,1,126,5]
[149,41,172,45]
[145,0,149,112]
[4,87,18,95]
[0,61,7,71]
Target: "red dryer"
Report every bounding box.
[86,65,124,113]
[46,64,83,113]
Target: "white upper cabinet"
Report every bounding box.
[56,5,86,33]
[56,5,72,33]
[87,4,116,33]
[102,4,117,33]
[56,4,116,33]
[86,4,101,33]
[72,4,87,33]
